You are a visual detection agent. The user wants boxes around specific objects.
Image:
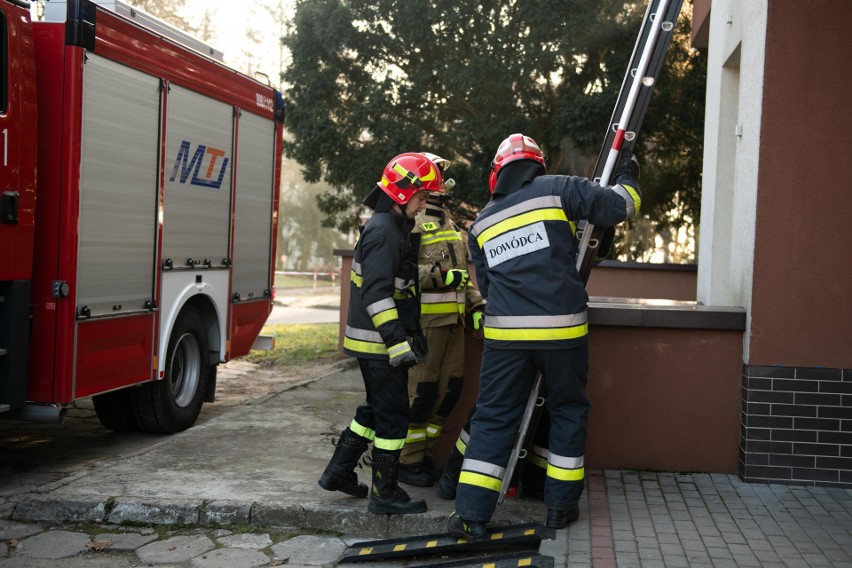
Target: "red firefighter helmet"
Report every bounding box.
[488,133,546,194]
[378,152,445,205]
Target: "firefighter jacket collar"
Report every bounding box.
[363,185,396,212]
[492,161,546,197]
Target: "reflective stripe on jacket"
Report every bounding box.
[469,174,639,349]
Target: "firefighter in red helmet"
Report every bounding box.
[318,152,444,515]
[448,133,641,538]
[397,153,486,488]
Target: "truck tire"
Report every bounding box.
[92,388,140,432]
[132,306,209,434]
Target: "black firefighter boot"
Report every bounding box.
[318,428,369,498]
[436,444,464,500]
[368,451,427,515]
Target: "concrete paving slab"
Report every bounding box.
[96,530,159,551]
[270,534,348,565]
[188,547,270,568]
[217,532,273,548]
[0,520,42,540]
[14,529,89,559]
[0,554,137,567]
[136,534,215,564]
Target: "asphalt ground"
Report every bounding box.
[1,336,851,566]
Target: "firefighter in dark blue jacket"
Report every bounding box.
[318,152,445,515]
[448,133,640,539]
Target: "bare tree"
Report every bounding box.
[240,0,291,87]
[131,0,201,37]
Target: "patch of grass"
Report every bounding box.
[274,273,338,290]
[246,323,340,367]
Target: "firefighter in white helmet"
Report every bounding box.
[397,152,486,488]
[448,133,640,539]
[318,152,445,515]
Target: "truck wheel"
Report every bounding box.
[133,306,209,434]
[92,388,140,432]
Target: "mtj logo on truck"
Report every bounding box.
[169,140,230,189]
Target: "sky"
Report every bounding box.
[181,0,246,55]
[180,0,290,85]
[33,0,286,80]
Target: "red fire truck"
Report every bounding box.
[0,0,284,433]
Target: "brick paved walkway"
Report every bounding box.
[540,470,852,568]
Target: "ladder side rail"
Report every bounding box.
[498,372,544,504]
[590,0,660,182]
[588,0,684,187]
[511,383,547,495]
[576,0,683,284]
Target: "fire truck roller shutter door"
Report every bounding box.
[232,111,276,301]
[131,305,210,434]
[77,53,159,317]
[162,84,233,266]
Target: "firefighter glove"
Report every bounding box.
[388,340,419,368]
[472,311,484,331]
[613,154,640,185]
[441,269,470,290]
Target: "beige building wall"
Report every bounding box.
[695,0,767,362]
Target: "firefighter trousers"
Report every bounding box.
[348,358,411,452]
[455,344,589,523]
[400,323,465,465]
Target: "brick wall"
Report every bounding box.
[740,365,852,488]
